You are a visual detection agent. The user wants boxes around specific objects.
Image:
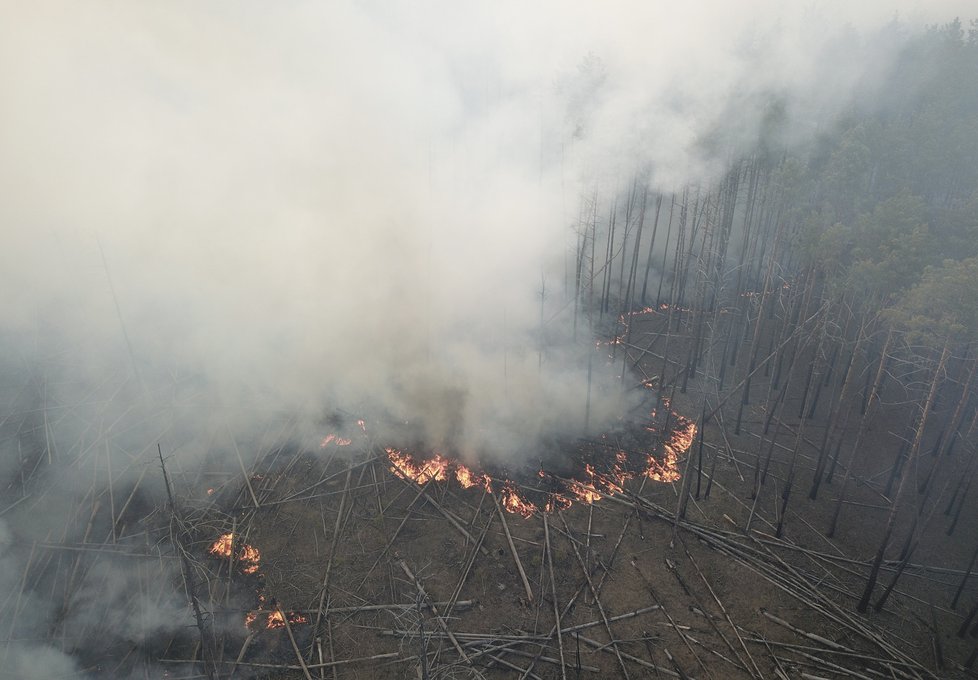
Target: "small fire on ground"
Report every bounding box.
[386,407,696,518]
[246,595,309,630]
[207,533,261,574]
[207,533,307,630]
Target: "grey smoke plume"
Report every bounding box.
[0,1,972,677]
[0,1,971,452]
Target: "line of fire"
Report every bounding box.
[204,305,700,638]
[5,15,978,680]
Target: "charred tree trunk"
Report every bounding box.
[159,445,217,680]
[775,312,826,538]
[600,198,618,317]
[946,459,976,537]
[734,230,782,435]
[640,194,664,305]
[857,342,949,613]
[919,357,977,497]
[953,539,978,610]
[827,330,893,538]
[616,179,639,311]
[655,195,677,307]
[622,186,650,317]
[811,322,868,499]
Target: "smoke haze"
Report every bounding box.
[1,0,972,450]
[0,1,973,677]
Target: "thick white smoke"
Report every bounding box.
[0,1,972,676]
[0,0,971,452]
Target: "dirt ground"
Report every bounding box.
[193,312,978,679]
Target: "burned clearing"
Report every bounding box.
[4,6,978,680]
[147,305,975,680]
[7,248,978,679]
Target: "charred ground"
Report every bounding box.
[158,304,978,680]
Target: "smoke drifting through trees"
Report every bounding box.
[2,2,967,457]
[1,2,976,678]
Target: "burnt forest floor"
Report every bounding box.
[189,310,978,680]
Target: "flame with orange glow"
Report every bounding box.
[647,415,696,482]
[207,534,309,631]
[600,303,694,346]
[456,465,492,491]
[320,433,353,448]
[208,533,233,558]
[264,610,309,629]
[500,482,537,517]
[385,408,696,517]
[207,533,262,575]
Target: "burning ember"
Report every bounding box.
[207,533,262,574]
[320,433,352,447]
[207,535,309,631]
[265,609,309,629]
[386,408,696,517]
[242,596,309,630]
[599,303,697,347]
[209,533,233,558]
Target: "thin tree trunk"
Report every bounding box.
[640,194,665,305]
[159,445,216,680]
[810,322,868,499]
[953,539,978,610]
[655,195,676,307]
[857,342,949,613]
[828,330,892,538]
[735,233,781,434]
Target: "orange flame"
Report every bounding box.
[239,544,261,574]
[207,533,261,574]
[387,448,450,483]
[321,434,353,448]
[208,533,234,559]
[648,416,696,483]
[545,494,572,513]
[500,483,536,518]
[210,534,309,631]
[456,465,491,491]
[265,610,309,629]
[566,479,602,504]
[384,408,697,517]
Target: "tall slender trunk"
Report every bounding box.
[599,199,618,316]
[828,330,893,538]
[734,231,782,434]
[159,446,216,680]
[616,179,639,310]
[953,539,978,609]
[623,186,650,316]
[640,194,664,305]
[776,311,826,538]
[810,321,867,499]
[655,195,677,307]
[857,342,949,613]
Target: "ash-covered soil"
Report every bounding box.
[192,313,975,679]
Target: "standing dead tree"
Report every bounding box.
[158,444,217,680]
[857,342,950,613]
